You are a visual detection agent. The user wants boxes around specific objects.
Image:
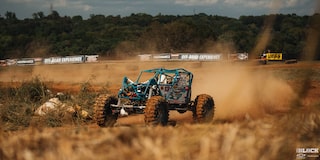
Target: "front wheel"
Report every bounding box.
[144,96,169,126]
[94,94,118,127]
[193,94,215,123]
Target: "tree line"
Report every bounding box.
[0,11,319,60]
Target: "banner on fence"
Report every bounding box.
[228,53,249,61]
[43,56,85,64]
[237,53,249,60]
[138,53,224,61]
[85,55,99,62]
[153,53,171,60]
[180,54,199,60]
[180,53,222,61]
[6,59,17,66]
[170,54,180,60]
[266,53,282,60]
[17,59,35,65]
[199,54,222,61]
[138,54,152,61]
[33,58,43,65]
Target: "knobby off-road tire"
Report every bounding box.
[193,94,215,123]
[94,94,118,127]
[144,96,169,126]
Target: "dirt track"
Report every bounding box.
[1,60,319,122]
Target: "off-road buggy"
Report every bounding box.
[94,68,214,127]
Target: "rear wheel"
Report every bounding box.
[193,94,215,123]
[144,96,169,126]
[94,94,118,127]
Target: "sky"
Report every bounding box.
[0,0,319,19]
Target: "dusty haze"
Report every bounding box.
[0,61,297,121]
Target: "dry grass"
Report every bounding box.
[0,77,103,131]
[0,109,319,160]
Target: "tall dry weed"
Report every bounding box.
[0,77,49,131]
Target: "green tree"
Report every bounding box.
[5,11,17,20]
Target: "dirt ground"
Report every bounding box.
[0,60,319,159]
[1,60,319,120]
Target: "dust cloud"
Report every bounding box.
[191,63,297,120]
[1,60,298,122]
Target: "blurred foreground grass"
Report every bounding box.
[0,109,319,160]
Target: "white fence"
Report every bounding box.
[0,55,99,66]
[139,53,248,61]
[0,53,250,66]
